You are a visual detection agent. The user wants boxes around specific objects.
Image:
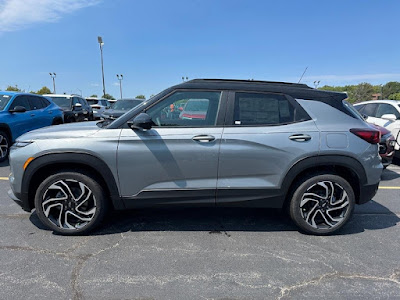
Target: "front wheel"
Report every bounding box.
[0,130,10,162]
[34,171,108,235]
[289,174,355,235]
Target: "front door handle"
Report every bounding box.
[289,134,311,142]
[192,135,215,142]
[30,113,35,117]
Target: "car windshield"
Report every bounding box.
[184,100,209,111]
[87,100,99,105]
[0,95,12,111]
[49,97,71,108]
[112,100,142,111]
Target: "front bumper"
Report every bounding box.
[358,182,379,204]
[8,189,31,212]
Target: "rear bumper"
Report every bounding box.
[358,183,379,204]
[8,189,31,212]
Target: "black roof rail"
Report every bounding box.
[186,78,311,89]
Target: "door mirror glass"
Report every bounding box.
[381,114,397,122]
[128,113,153,130]
[9,106,27,113]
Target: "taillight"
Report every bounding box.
[350,128,381,144]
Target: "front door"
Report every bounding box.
[117,90,226,207]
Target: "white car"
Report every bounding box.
[354,100,400,150]
[86,98,111,119]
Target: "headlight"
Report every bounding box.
[14,141,33,148]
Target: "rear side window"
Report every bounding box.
[29,96,46,110]
[9,96,31,111]
[233,92,308,126]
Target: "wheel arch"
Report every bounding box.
[281,155,366,207]
[22,152,123,211]
[0,123,13,142]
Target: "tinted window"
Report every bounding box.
[114,100,143,111]
[50,97,72,108]
[72,97,80,106]
[233,92,300,125]
[86,99,99,105]
[354,104,364,112]
[376,104,400,119]
[9,96,31,111]
[29,96,45,110]
[41,97,50,107]
[146,91,221,127]
[362,103,378,117]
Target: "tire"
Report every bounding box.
[289,174,355,235]
[52,117,63,125]
[65,116,76,123]
[89,114,94,121]
[34,171,108,235]
[0,130,10,163]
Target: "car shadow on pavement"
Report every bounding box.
[29,203,399,236]
[381,168,400,181]
[0,159,9,167]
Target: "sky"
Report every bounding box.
[1,0,400,98]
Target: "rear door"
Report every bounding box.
[8,95,34,139]
[29,95,49,128]
[217,91,320,207]
[117,90,227,206]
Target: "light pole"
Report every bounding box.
[182,76,188,82]
[116,74,123,99]
[313,80,320,89]
[49,73,56,93]
[76,88,82,96]
[98,36,106,97]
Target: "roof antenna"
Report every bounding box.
[298,66,308,83]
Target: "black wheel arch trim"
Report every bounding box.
[281,154,367,203]
[21,151,123,211]
[0,123,13,142]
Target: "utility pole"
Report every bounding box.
[116,74,123,99]
[49,73,56,93]
[98,36,106,97]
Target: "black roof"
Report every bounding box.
[173,79,347,101]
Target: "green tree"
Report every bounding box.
[6,85,21,92]
[135,94,146,99]
[382,81,400,99]
[36,86,51,95]
[89,94,98,98]
[353,83,374,103]
[102,93,115,100]
[388,92,400,100]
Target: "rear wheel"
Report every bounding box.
[0,130,10,162]
[34,171,108,235]
[289,174,355,235]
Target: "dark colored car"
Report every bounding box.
[0,91,63,162]
[101,98,144,120]
[371,124,396,167]
[44,94,94,123]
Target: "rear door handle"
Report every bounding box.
[289,134,311,142]
[30,114,35,117]
[192,135,215,142]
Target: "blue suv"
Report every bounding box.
[0,91,63,162]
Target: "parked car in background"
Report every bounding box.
[371,124,396,168]
[179,99,208,120]
[9,79,382,235]
[0,91,63,162]
[44,94,94,123]
[86,98,111,119]
[354,100,400,150]
[101,98,144,120]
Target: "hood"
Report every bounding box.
[17,121,102,141]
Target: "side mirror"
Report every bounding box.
[127,113,153,130]
[74,103,82,108]
[9,106,26,113]
[381,114,397,122]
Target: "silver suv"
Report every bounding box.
[8,79,383,235]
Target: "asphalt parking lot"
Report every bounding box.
[1,160,400,300]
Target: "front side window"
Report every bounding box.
[376,104,400,119]
[233,92,303,126]
[9,96,31,111]
[145,91,221,127]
